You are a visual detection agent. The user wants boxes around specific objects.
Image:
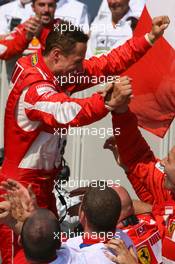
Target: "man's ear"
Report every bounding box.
[51,48,61,62]
[18,235,22,246]
[79,205,86,226]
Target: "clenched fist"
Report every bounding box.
[148,16,170,44]
[105,76,133,113]
[25,16,43,41]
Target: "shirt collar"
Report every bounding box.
[117,8,134,25]
[57,0,69,8]
[37,49,55,80]
[79,232,114,248]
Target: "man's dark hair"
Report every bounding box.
[81,182,121,233]
[32,0,56,4]
[21,208,61,263]
[43,20,89,56]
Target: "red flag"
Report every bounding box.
[124,1,175,137]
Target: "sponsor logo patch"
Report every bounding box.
[136,224,147,237]
[168,221,175,236]
[31,54,38,66]
[138,246,151,264]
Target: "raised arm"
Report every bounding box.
[82,16,170,81]
[103,135,154,204]
[112,108,158,198]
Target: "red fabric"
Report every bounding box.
[112,110,175,261]
[0,24,29,60]
[162,237,175,261]
[0,180,21,264]
[123,214,162,264]
[0,225,13,264]
[152,201,175,262]
[124,7,175,138]
[14,249,29,264]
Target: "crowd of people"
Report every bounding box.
[0,0,174,264]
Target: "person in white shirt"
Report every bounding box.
[86,0,139,58]
[94,0,146,21]
[65,183,137,261]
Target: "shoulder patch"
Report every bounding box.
[137,246,151,264]
[168,221,175,236]
[31,54,38,66]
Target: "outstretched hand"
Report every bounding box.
[25,16,42,41]
[0,179,38,222]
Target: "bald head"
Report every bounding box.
[21,208,61,263]
[112,185,134,222]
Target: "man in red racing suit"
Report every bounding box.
[0,16,169,263]
[112,108,175,263]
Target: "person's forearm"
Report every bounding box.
[0,24,29,60]
[112,109,155,168]
[84,35,151,79]
[111,109,157,203]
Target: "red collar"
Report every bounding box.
[37,49,55,80]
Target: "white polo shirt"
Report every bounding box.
[51,228,136,263]
[65,229,135,251]
[86,8,134,58]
